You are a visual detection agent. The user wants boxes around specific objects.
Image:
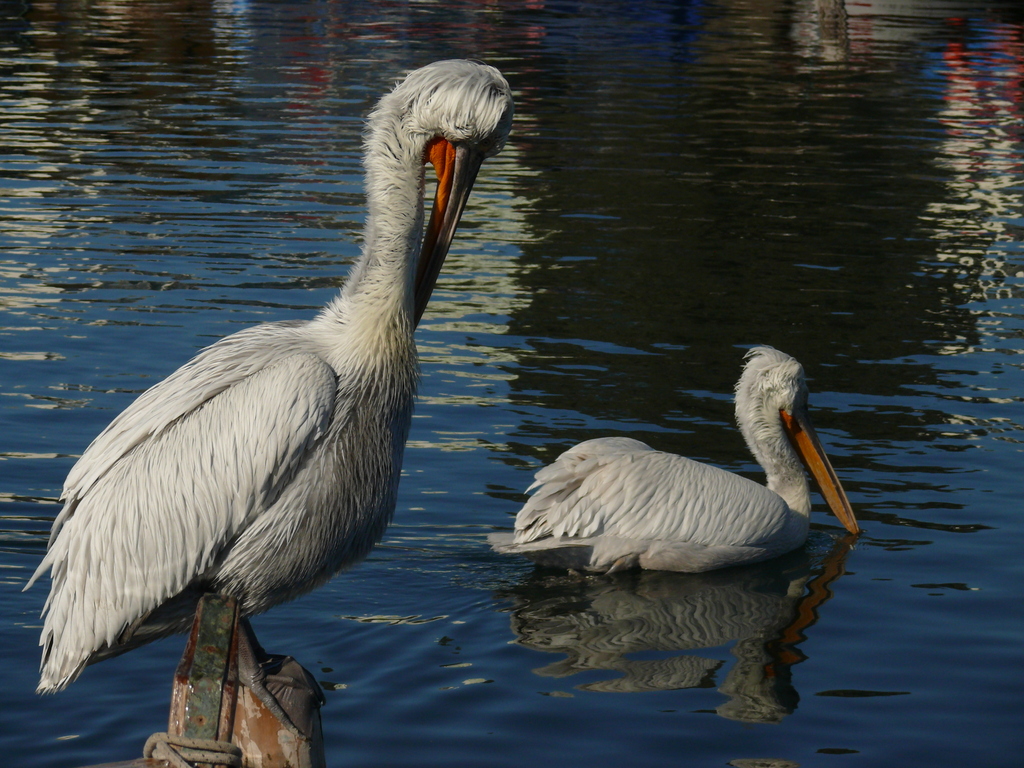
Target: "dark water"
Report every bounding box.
[2,1,1023,766]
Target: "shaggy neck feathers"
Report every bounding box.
[315,60,513,367]
[734,347,813,517]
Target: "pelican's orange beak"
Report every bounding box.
[780,408,861,535]
[414,136,486,326]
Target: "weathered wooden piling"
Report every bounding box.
[76,595,324,768]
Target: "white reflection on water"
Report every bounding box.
[926,23,1024,310]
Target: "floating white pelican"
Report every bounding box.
[490,347,859,573]
[27,60,514,695]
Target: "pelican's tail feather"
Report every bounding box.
[488,531,601,571]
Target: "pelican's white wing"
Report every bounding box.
[515,438,790,546]
[496,438,799,573]
[60,321,305,515]
[29,348,338,692]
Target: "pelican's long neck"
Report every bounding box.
[736,387,813,518]
[321,99,428,343]
[754,425,812,517]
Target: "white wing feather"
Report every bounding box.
[61,322,304,513]
[29,349,337,691]
[501,438,798,573]
[515,438,790,548]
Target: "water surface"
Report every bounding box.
[2,1,1023,766]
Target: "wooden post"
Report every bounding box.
[73,594,324,768]
[170,595,325,768]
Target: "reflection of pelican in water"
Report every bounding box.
[497,535,855,724]
[491,347,859,573]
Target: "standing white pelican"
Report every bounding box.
[26,60,514,695]
[490,347,860,573]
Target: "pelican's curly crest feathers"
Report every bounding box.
[387,59,514,152]
[365,59,513,166]
[735,346,806,470]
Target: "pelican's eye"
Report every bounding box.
[476,135,496,153]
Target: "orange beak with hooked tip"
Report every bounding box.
[780,408,861,534]
[413,136,487,326]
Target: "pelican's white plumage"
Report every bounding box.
[490,347,859,573]
[27,60,514,694]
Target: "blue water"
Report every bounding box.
[2,1,1023,766]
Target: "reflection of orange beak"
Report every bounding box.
[414,136,486,325]
[780,408,861,534]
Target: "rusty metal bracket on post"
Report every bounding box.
[169,593,241,744]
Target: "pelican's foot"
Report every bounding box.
[236,618,325,740]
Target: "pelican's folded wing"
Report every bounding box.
[60,321,306,514]
[513,440,789,549]
[28,351,338,693]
